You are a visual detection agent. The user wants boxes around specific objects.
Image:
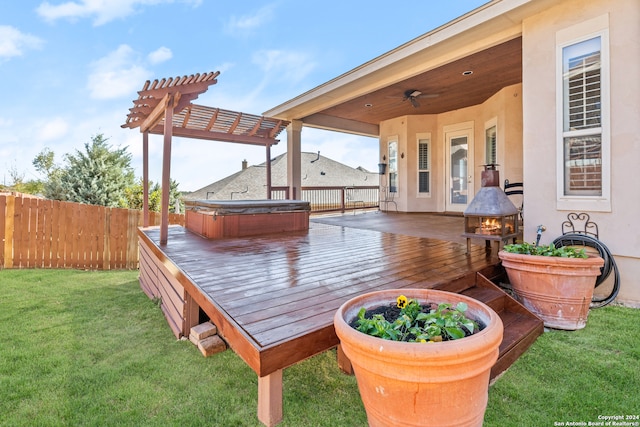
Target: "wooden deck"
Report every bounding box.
[137,214,538,426]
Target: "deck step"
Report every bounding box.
[460,286,506,313]
[456,273,544,380]
[492,312,543,379]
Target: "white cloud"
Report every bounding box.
[87,44,150,99]
[36,0,202,26]
[147,46,172,64]
[37,0,138,26]
[37,117,70,141]
[0,26,44,59]
[225,4,276,36]
[252,49,316,85]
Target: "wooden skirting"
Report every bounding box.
[139,235,199,338]
[185,210,309,239]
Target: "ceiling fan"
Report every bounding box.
[400,89,439,108]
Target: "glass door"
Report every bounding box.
[445,127,473,212]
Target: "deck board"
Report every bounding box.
[139,221,500,377]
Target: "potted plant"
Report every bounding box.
[333,289,503,427]
[498,241,604,330]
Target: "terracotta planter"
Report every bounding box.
[334,289,503,427]
[498,250,604,330]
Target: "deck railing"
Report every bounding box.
[271,186,379,212]
[0,193,183,270]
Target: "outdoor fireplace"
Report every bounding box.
[463,165,519,253]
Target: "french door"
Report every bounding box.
[445,124,474,212]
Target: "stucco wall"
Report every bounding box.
[522,0,640,304]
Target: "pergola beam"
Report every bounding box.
[139,79,218,99]
[148,125,281,146]
[141,93,171,133]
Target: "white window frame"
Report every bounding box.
[388,138,398,193]
[485,117,498,166]
[555,14,611,212]
[417,133,431,197]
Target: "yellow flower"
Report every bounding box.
[419,339,427,343]
[396,295,408,309]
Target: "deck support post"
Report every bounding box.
[257,370,283,427]
[336,345,353,375]
[184,293,201,336]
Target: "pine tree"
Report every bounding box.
[57,134,135,207]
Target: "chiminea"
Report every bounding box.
[463,164,519,253]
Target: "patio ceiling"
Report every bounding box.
[300,37,522,136]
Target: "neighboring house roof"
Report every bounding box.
[185,152,379,200]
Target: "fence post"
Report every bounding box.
[103,208,111,270]
[1,195,15,268]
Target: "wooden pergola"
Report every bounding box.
[122,71,289,244]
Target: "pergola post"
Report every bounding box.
[160,95,174,245]
[266,144,272,199]
[142,131,150,227]
[286,120,303,200]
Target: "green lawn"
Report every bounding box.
[0,269,638,426]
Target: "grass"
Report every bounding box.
[1,269,638,426]
[485,305,640,426]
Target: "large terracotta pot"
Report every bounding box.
[498,251,604,330]
[334,289,503,427]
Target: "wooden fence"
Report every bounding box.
[0,193,184,270]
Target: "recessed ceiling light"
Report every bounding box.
[462,70,473,76]
[364,103,373,108]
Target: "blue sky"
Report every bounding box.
[1,0,488,191]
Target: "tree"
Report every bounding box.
[57,134,135,207]
[2,162,44,195]
[31,135,183,211]
[33,147,56,177]
[123,178,183,213]
[33,147,62,198]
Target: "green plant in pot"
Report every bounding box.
[498,241,604,330]
[333,289,503,427]
[353,295,479,343]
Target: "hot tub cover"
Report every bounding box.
[185,199,310,215]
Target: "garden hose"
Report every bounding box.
[551,233,620,308]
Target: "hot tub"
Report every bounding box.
[184,199,310,239]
